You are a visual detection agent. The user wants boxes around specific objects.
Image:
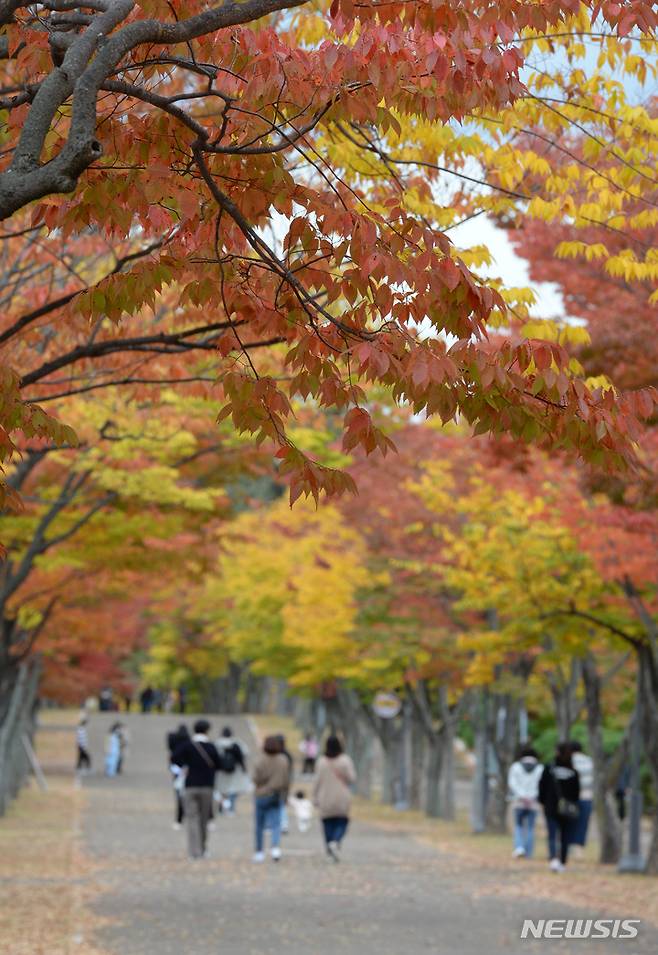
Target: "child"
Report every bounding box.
[289,789,314,833]
[104,723,122,777]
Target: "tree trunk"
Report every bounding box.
[243,670,269,713]
[409,709,426,810]
[488,693,521,833]
[547,657,583,740]
[638,643,658,874]
[424,734,445,817]
[581,653,622,864]
[441,712,456,821]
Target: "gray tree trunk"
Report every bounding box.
[581,653,622,864]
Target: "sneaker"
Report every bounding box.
[252,851,265,863]
[207,821,216,832]
[172,822,182,831]
[549,858,562,872]
[271,847,281,862]
[512,847,526,858]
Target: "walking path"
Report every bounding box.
[80,713,656,955]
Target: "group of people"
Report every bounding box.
[168,719,356,863]
[141,685,187,714]
[507,739,593,872]
[76,714,129,777]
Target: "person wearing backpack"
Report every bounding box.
[538,741,580,872]
[215,726,249,815]
[171,719,224,859]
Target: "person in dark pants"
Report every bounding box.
[539,742,580,873]
[76,716,91,772]
[313,735,356,862]
[171,720,224,859]
[167,724,190,828]
[140,686,154,713]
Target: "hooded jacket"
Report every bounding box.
[507,756,544,810]
[539,762,580,817]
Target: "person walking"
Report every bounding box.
[299,732,319,775]
[116,723,129,774]
[215,726,249,815]
[539,741,580,872]
[274,734,293,833]
[140,686,155,714]
[167,724,190,828]
[104,722,122,777]
[289,789,314,833]
[507,745,544,858]
[76,716,91,773]
[171,719,224,860]
[569,740,594,851]
[252,736,291,863]
[313,735,356,862]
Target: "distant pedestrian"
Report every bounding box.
[615,764,630,821]
[76,716,91,773]
[274,734,293,834]
[289,789,314,833]
[507,745,543,858]
[123,693,133,713]
[116,724,130,774]
[140,686,155,713]
[313,735,356,862]
[99,685,114,712]
[215,726,249,815]
[105,722,122,777]
[299,732,319,775]
[569,740,594,850]
[167,723,190,828]
[167,723,190,760]
[171,720,224,860]
[252,736,291,863]
[178,685,188,714]
[539,742,580,872]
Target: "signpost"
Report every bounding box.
[372,691,409,809]
[372,691,402,720]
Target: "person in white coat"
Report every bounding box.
[507,745,544,858]
[214,726,250,814]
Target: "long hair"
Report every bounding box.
[325,735,343,758]
[263,735,281,755]
[555,741,573,768]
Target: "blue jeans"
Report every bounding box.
[322,816,349,847]
[571,799,593,846]
[222,793,237,812]
[255,794,281,852]
[513,807,537,857]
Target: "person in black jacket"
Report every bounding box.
[167,724,189,828]
[538,742,580,872]
[171,720,224,859]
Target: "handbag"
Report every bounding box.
[554,771,579,821]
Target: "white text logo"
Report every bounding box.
[520,919,640,940]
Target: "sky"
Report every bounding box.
[451,215,568,320]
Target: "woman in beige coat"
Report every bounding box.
[312,735,356,861]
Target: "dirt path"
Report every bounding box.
[79,713,657,955]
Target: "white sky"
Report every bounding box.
[450,215,567,320]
